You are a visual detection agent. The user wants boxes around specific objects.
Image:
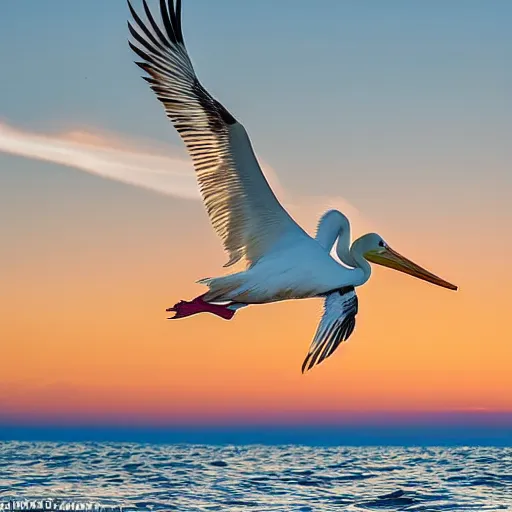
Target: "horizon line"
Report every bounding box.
[1,409,511,428]
[1,423,510,447]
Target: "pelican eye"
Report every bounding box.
[378,240,385,248]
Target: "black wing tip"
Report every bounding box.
[127,0,185,47]
[127,0,239,129]
[301,350,321,374]
[159,0,185,45]
[301,293,358,374]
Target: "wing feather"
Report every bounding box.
[127,0,302,267]
[301,287,358,373]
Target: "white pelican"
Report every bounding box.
[127,0,457,372]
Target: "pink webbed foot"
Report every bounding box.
[166,294,236,320]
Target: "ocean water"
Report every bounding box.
[0,442,510,511]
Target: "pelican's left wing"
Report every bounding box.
[127,0,305,268]
[301,287,358,373]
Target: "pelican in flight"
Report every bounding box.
[127,0,457,372]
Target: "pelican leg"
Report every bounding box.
[166,294,238,320]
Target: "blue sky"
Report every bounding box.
[1,0,510,205]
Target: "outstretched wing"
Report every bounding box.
[127,0,303,267]
[301,287,358,373]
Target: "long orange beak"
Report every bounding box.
[365,246,458,291]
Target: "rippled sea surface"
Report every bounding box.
[1,442,511,511]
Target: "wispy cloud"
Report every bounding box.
[0,121,202,199]
[0,121,370,236]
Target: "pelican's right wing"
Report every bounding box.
[127,0,304,267]
[301,287,358,373]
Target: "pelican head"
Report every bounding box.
[354,233,457,291]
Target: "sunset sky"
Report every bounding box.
[0,1,511,438]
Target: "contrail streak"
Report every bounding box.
[0,121,202,199]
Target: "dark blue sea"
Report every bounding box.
[0,442,510,511]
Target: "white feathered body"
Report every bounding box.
[200,231,365,304]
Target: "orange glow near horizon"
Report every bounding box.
[2,177,511,425]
